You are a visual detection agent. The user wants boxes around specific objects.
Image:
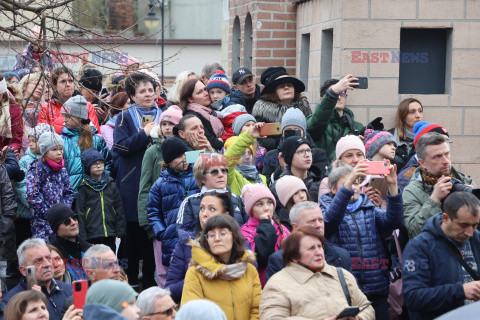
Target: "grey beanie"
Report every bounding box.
[176,300,227,320]
[38,132,64,156]
[281,108,307,134]
[61,95,89,120]
[232,114,257,136]
[29,123,54,140]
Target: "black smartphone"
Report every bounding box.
[337,302,372,319]
[353,77,368,89]
[283,129,302,139]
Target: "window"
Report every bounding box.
[300,33,310,91]
[232,16,241,73]
[320,29,333,86]
[243,13,253,70]
[399,28,451,94]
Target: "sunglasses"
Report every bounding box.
[150,304,178,317]
[63,216,78,226]
[203,168,229,176]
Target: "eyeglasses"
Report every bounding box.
[295,149,312,156]
[203,168,229,176]
[149,304,178,317]
[205,229,232,241]
[62,216,78,226]
[91,161,105,168]
[339,93,347,98]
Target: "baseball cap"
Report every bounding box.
[232,67,254,85]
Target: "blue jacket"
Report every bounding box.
[319,186,404,296]
[147,166,199,266]
[61,127,112,193]
[113,110,154,222]
[2,278,72,320]
[84,303,129,320]
[14,148,40,218]
[397,155,419,191]
[176,187,249,232]
[265,241,352,282]
[403,213,480,320]
[3,148,25,182]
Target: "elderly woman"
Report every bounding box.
[260,226,374,320]
[113,71,161,288]
[179,78,224,151]
[176,153,249,232]
[252,67,311,125]
[319,163,403,320]
[181,214,262,320]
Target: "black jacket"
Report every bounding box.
[48,235,91,281]
[184,110,224,151]
[228,85,261,115]
[0,165,18,244]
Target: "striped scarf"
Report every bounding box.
[421,168,453,185]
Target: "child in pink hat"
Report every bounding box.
[240,183,290,287]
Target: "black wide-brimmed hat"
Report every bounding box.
[260,66,305,95]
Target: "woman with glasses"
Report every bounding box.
[176,153,249,232]
[181,214,262,320]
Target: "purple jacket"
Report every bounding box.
[13,45,54,79]
[26,159,74,239]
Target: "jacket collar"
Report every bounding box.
[284,261,336,284]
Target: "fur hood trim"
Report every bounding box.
[252,98,311,124]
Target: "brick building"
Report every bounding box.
[225,0,480,182]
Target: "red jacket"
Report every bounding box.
[0,103,23,153]
[38,98,100,134]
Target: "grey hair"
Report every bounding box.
[193,152,225,188]
[17,238,47,266]
[328,165,353,189]
[136,286,171,318]
[82,244,113,269]
[202,63,224,79]
[289,201,321,224]
[415,132,449,160]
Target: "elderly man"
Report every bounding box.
[2,238,72,320]
[137,286,177,320]
[200,63,224,85]
[266,201,350,281]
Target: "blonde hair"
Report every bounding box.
[19,73,43,101]
[167,70,196,104]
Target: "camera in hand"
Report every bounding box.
[450,178,480,199]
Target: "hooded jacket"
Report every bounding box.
[146,166,199,266]
[306,89,364,162]
[181,243,262,320]
[76,175,126,240]
[0,165,17,245]
[319,185,404,296]
[403,166,474,239]
[26,159,74,239]
[403,213,480,320]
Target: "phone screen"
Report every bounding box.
[283,129,302,139]
[26,266,37,288]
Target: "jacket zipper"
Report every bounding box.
[349,211,364,284]
[229,281,236,320]
[100,190,107,237]
[85,208,91,219]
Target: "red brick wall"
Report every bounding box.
[109,0,134,31]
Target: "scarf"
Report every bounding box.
[0,100,12,139]
[347,195,364,212]
[237,164,263,183]
[127,103,161,132]
[421,168,454,186]
[298,261,324,273]
[186,103,225,138]
[405,129,415,141]
[45,158,65,171]
[218,261,249,281]
[82,170,110,192]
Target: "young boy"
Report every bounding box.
[76,148,125,251]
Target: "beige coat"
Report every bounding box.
[260,262,375,320]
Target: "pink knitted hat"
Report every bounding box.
[335,135,366,160]
[275,175,307,207]
[159,105,183,125]
[241,183,276,217]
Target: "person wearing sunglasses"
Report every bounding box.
[176,153,249,233]
[181,214,261,320]
[136,286,177,320]
[46,203,92,281]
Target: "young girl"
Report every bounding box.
[26,131,74,239]
[274,175,311,231]
[240,183,290,287]
[146,136,200,287]
[61,95,112,193]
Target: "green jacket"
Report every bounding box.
[403,166,474,239]
[306,89,364,162]
[224,131,267,196]
[138,139,164,238]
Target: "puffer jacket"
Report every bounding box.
[75,176,126,240]
[403,166,474,239]
[397,154,419,191]
[38,94,100,135]
[319,185,404,296]
[61,127,112,193]
[176,186,249,232]
[224,131,267,196]
[147,166,199,266]
[14,148,40,218]
[26,159,74,240]
[403,213,480,320]
[181,242,262,320]
[306,89,364,162]
[0,165,18,245]
[138,137,164,239]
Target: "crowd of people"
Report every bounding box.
[0,26,479,320]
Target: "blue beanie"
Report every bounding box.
[81,148,105,173]
[206,70,231,94]
[413,121,449,147]
[3,72,20,81]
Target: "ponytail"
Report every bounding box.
[272,215,285,235]
[77,119,93,152]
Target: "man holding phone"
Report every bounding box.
[2,238,72,320]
